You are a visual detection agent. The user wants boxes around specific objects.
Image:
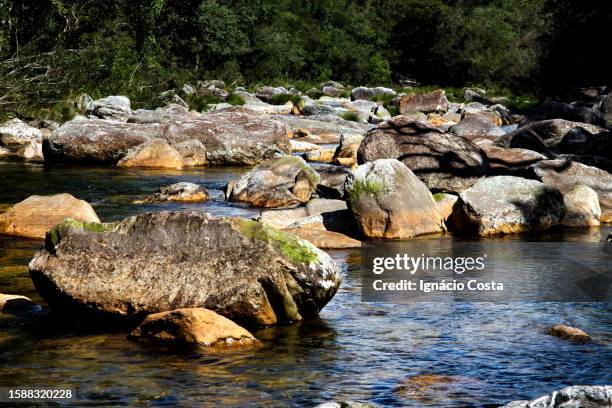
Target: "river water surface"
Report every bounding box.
[0,161,610,407]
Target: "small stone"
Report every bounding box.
[133,182,208,204]
[548,324,591,343]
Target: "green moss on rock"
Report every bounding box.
[231,218,320,264]
[347,179,387,203]
[46,218,116,248]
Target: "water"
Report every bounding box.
[0,161,610,407]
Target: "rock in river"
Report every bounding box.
[0,193,100,239]
[449,176,564,235]
[227,156,320,208]
[345,159,445,239]
[547,324,591,343]
[129,308,258,348]
[44,107,290,166]
[117,138,184,169]
[357,117,487,193]
[29,211,341,326]
[399,89,449,114]
[560,185,601,227]
[133,182,208,204]
[500,385,611,408]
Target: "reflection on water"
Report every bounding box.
[0,162,611,407]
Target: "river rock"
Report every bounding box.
[560,185,601,227]
[434,193,458,222]
[399,90,449,114]
[345,159,445,239]
[273,115,373,142]
[548,324,592,343]
[174,140,207,167]
[557,128,612,160]
[133,182,208,204]
[351,86,396,101]
[45,107,290,165]
[530,159,612,214]
[259,199,347,229]
[283,228,361,249]
[449,176,564,235]
[525,100,607,127]
[129,103,195,124]
[0,118,44,161]
[500,385,612,408]
[357,117,487,193]
[494,119,603,155]
[128,308,258,348]
[0,194,100,239]
[0,294,37,314]
[255,86,289,103]
[450,112,499,138]
[302,148,336,163]
[117,139,184,169]
[227,156,320,208]
[290,140,321,152]
[481,145,546,176]
[315,164,352,199]
[89,95,132,122]
[315,402,378,408]
[29,211,341,326]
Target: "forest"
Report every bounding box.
[0,0,610,117]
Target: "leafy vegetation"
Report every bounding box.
[0,0,609,118]
[341,111,361,122]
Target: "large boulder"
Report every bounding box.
[560,185,601,227]
[357,117,487,193]
[345,159,445,239]
[315,164,352,199]
[44,107,291,166]
[524,100,607,127]
[399,90,449,114]
[530,159,612,212]
[0,118,43,161]
[29,211,341,326]
[351,86,396,101]
[449,112,499,138]
[128,308,258,348]
[500,385,612,408]
[255,86,290,103]
[0,194,100,239]
[117,138,184,169]
[481,145,546,176]
[494,119,603,155]
[273,114,374,144]
[129,104,194,124]
[227,156,320,208]
[557,128,612,160]
[449,176,564,235]
[88,95,132,122]
[133,182,208,204]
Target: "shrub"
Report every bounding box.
[341,111,361,122]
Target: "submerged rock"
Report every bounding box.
[547,324,592,343]
[227,156,320,208]
[500,385,612,408]
[315,402,378,408]
[358,117,486,193]
[345,159,445,239]
[29,211,341,326]
[0,194,100,239]
[129,308,258,348]
[450,176,564,235]
[0,294,37,315]
[133,182,208,204]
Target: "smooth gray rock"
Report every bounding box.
[89,95,132,122]
[500,385,612,408]
[450,176,564,235]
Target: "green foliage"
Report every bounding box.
[226,93,246,106]
[341,111,361,122]
[0,0,608,119]
[269,93,302,106]
[347,179,388,203]
[432,192,445,202]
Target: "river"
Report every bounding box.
[0,161,610,407]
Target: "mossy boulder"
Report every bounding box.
[29,211,341,327]
[345,159,446,239]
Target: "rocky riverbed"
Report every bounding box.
[0,81,611,406]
